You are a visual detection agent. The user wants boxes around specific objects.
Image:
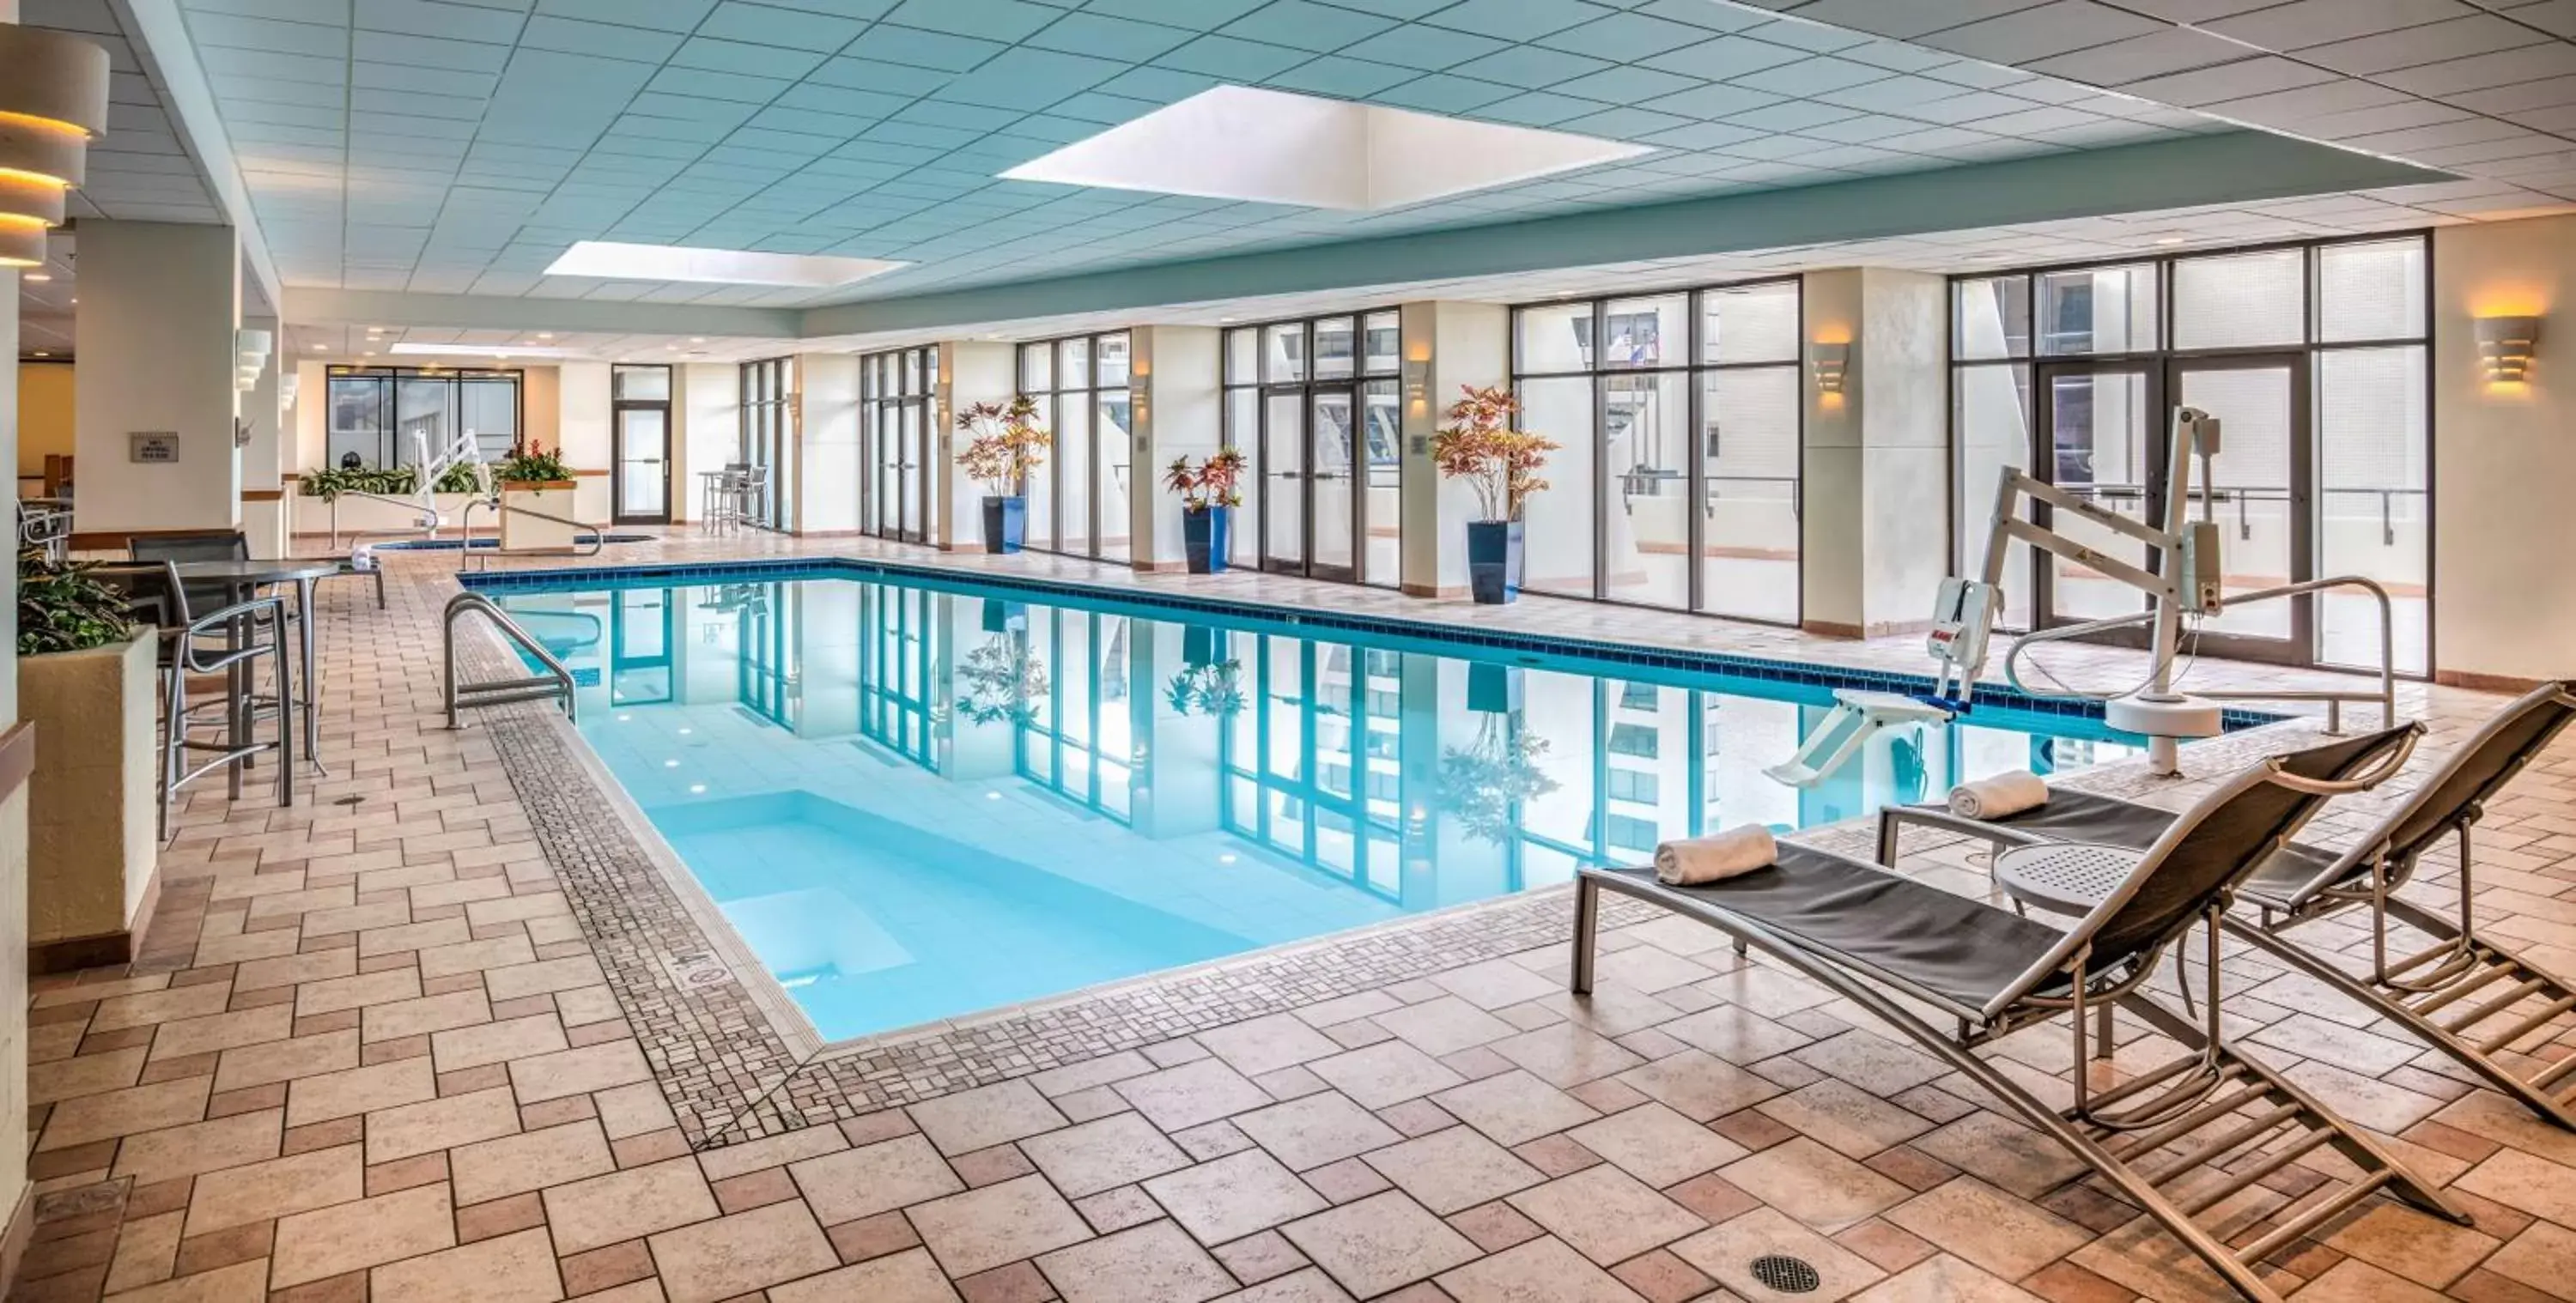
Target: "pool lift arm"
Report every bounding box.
[1766,407,2228,785]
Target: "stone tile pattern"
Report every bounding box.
[12,534,2576,1303]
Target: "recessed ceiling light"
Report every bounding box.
[23,272,48,282]
[2154,236,2186,245]
[313,344,327,351]
[690,336,706,342]
[1002,85,1651,210]
[544,239,906,288]
[535,332,553,339]
[31,350,47,357]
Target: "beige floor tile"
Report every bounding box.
[39,1076,212,1151]
[1115,1058,1276,1132]
[295,967,423,1018]
[149,1005,295,1064]
[2458,1147,2576,1225]
[1197,1014,1347,1078]
[1232,1090,1404,1171]
[1568,1100,1745,1188]
[416,934,538,979]
[788,1133,964,1227]
[1281,1190,1479,1298]
[1507,1163,1705,1267]
[906,1174,1094,1279]
[1850,1255,2044,1303]
[1429,1070,1602,1148]
[285,1055,436,1126]
[906,1078,1071,1155]
[1432,959,1559,1009]
[1672,1207,1885,1303]
[1755,1079,1935,1160]
[1658,1003,1814,1064]
[1612,1048,1781,1123]
[544,1155,720,1255]
[1719,1137,1910,1234]
[1036,1219,1234,1303]
[647,1198,838,1303]
[211,1028,359,1094]
[428,1013,568,1073]
[365,1083,523,1164]
[2481,1219,2576,1299]
[1142,1148,1328,1245]
[1882,1177,2090,1282]
[1307,1042,1466,1110]
[98,1256,270,1302]
[1437,1235,1646,1303]
[185,1142,367,1236]
[1019,1111,1191,1199]
[230,948,358,992]
[1372,997,1521,1058]
[371,1226,563,1303]
[271,1180,457,1288]
[1489,1026,1647,1089]
[1908,1113,2086,1201]
[361,988,492,1043]
[90,982,235,1033]
[30,1045,148,1105]
[450,1119,615,1205]
[593,1081,681,1140]
[507,1038,651,1103]
[768,1247,960,1303]
[482,953,605,1001]
[694,1124,846,1183]
[112,1109,283,1185]
[1363,1124,1544,1215]
[2288,1258,2455,1303]
[357,916,474,958]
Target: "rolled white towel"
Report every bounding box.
[349,543,376,573]
[1948,770,2050,820]
[1655,825,1777,887]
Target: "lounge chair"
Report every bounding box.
[1574,725,2465,1303]
[1878,682,2576,1129]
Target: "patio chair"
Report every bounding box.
[88,561,296,838]
[1574,725,2464,1303]
[1875,682,2576,1129]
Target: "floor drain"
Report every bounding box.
[1749,1255,1821,1294]
[332,795,365,807]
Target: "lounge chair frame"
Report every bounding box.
[1576,736,2466,1303]
[1880,683,2576,1129]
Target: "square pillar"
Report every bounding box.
[794,353,860,536]
[1130,325,1219,572]
[1799,268,1950,638]
[239,315,284,557]
[1398,302,1508,597]
[938,342,1014,550]
[72,220,244,538]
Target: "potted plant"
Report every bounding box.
[1163,448,1247,574]
[1431,385,1559,604]
[16,553,158,969]
[957,397,1048,554]
[493,445,580,553]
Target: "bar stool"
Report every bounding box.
[89,562,296,838]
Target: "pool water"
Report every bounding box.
[495,569,2153,1041]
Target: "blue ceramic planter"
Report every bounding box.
[1467,519,1523,604]
[1182,505,1231,574]
[982,495,1025,555]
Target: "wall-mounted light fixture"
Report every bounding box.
[1810,342,1850,394]
[0,24,112,268]
[2476,315,2541,384]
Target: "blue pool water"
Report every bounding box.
[491,564,2178,1041]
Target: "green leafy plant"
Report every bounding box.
[18,551,138,657]
[951,636,1048,728]
[1163,447,1247,512]
[956,396,1049,496]
[1163,659,1247,718]
[434,461,487,494]
[1436,713,1561,845]
[300,465,420,498]
[494,447,572,484]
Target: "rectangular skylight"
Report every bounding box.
[544,241,906,288]
[1000,86,1652,211]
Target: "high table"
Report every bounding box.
[168,559,340,790]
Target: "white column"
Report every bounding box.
[1799,268,1949,637]
[72,219,243,536]
[939,342,1014,550]
[555,362,611,524]
[238,314,284,557]
[0,0,39,1268]
[793,352,860,536]
[1397,301,1508,597]
[1131,325,1218,571]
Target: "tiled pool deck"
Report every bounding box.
[14,530,2575,1303]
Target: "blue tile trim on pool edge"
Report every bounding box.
[459,556,2285,731]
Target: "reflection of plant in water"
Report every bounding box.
[1437,712,1560,845]
[1165,659,1247,718]
[952,636,1048,727]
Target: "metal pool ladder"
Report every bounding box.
[444,591,578,728]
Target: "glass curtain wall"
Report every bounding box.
[1220,312,1402,586]
[1950,234,2430,673]
[610,365,672,524]
[1016,332,1134,561]
[1510,279,1802,622]
[860,346,934,543]
[740,357,795,530]
[324,367,521,470]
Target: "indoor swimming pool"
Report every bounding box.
[484,562,2184,1042]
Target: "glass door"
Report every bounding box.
[2033,361,2159,631]
[1261,392,1307,574]
[611,404,671,524]
[1309,388,1358,582]
[2167,355,2311,664]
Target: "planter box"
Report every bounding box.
[1467,520,1525,605]
[20,634,159,970]
[500,482,582,554]
[1182,506,1232,574]
[982,495,1026,554]
[294,490,483,542]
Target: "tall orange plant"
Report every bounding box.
[1431,385,1558,522]
[956,396,1048,496]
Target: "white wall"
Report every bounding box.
[2432,214,2576,686]
[240,315,285,557]
[556,362,612,524]
[941,342,1014,549]
[679,362,739,524]
[1134,326,1220,568]
[1398,301,1508,596]
[796,353,860,535]
[72,220,243,536]
[1801,267,1948,636]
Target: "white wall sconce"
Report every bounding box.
[0,24,112,268]
[2476,315,2541,384]
[1811,342,1850,394]
[235,328,273,392]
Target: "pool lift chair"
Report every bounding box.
[1878,678,2576,1130]
[1580,724,2469,1303]
[1770,406,2398,787]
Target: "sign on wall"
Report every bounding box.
[128,432,179,464]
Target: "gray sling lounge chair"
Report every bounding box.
[1575,725,2464,1303]
[1878,682,2576,1129]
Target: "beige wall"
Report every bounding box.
[1801,268,1949,637]
[15,362,71,481]
[2432,215,2576,686]
[1133,326,1219,568]
[795,354,860,535]
[521,365,560,454]
[73,220,245,536]
[941,342,1014,549]
[0,183,31,1276]
[1397,301,1508,597]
